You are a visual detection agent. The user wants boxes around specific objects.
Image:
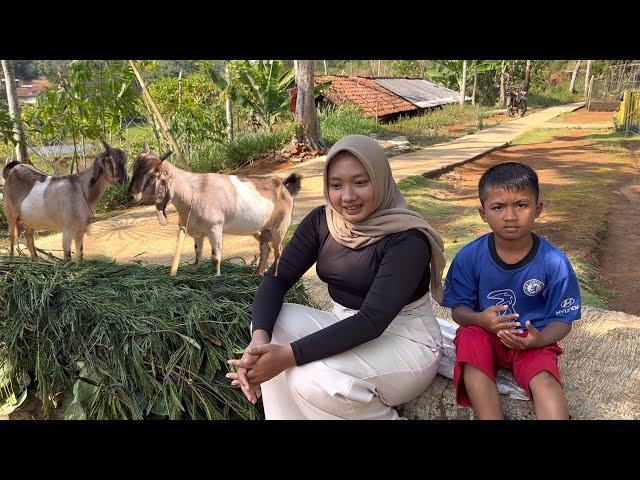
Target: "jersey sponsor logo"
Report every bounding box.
[556,297,580,316]
[487,289,517,316]
[523,278,545,296]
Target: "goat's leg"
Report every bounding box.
[208,224,223,276]
[270,224,288,277]
[7,216,17,256]
[73,230,85,262]
[188,235,205,273]
[24,227,39,260]
[271,242,282,277]
[254,230,272,276]
[62,228,74,266]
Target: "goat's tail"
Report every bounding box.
[3,161,20,180]
[282,173,302,198]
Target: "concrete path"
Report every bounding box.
[32,102,589,279]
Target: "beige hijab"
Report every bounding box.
[323,134,446,304]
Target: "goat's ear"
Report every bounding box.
[159,151,172,162]
[89,157,104,187]
[143,142,150,154]
[102,140,112,155]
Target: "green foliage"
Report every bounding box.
[95,183,131,214]
[189,126,294,173]
[0,104,17,146]
[388,60,431,78]
[427,60,467,90]
[22,60,141,151]
[525,85,581,107]
[147,72,227,155]
[319,105,378,144]
[227,60,295,131]
[12,60,40,81]
[0,257,315,419]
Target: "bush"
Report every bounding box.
[319,105,378,144]
[527,86,582,107]
[189,126,294,173]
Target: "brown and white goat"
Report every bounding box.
[127,146,302,276]
[2,141,128,265]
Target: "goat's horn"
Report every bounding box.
[143,142,150,154]
[160,151,173,161]
[102,140,112,153]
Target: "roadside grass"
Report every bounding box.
[526,87,581,108]
[510,128,569,146]
[397,175,485,268]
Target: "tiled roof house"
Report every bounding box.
[315,75,465,121]
[14,77,51,104]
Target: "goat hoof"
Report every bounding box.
[188,264,201,273]
[63,260,73,267]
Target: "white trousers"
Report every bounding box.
[260,296,443,420]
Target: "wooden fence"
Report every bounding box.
[616,90,640,132]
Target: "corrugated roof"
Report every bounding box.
[315,75,416,118]
[373,78,464,108]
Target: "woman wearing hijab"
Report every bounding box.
[227,134,446,420]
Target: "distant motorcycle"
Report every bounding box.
[506,90,528,117]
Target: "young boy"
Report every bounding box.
[443,162,581,419]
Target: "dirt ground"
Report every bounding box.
[551,109,615,124]
[598,142,640,314]
[422,130,640,316]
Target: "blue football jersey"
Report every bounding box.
[443,233,581,330]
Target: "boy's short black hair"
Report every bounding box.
[478,162,539,205]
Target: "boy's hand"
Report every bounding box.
[479,305,520,333]
[497,321,542,349]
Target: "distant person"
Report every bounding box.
[227,134,446,419]
[442,162,581,419]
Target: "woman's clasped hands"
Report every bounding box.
[227,330,297,404]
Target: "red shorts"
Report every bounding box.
[453,325,563,408]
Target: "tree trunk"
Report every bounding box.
[323,60,328,75]
[584,60,592,99]
[460,60,467,105]
[1,59,31,165]
[472,72,478,105]
[225,64,234,141]
[129,61,189,170]
[294,60,327,153]
[499,72,506,107]
[569,60,582,94]
[523,60,532,92]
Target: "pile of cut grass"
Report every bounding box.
[0,257,314,419]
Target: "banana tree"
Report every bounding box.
[205,60,241,140]
[428,60,497,104]
[231,60,296,132]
